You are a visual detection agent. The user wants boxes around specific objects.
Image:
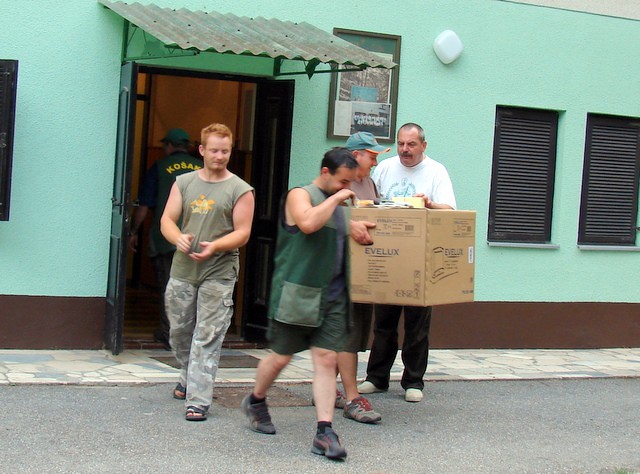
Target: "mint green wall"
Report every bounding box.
[1,0,638,302]
[0,1,122,296]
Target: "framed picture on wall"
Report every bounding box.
[327,29,401,142]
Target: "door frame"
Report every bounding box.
[104,62,138,355]
[242,80,294,342]
[105,62,294,353]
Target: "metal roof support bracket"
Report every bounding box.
[123,22,198,61]
[273,58,366,78]
[272,58,284,77]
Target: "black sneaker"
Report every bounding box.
[311,428,347,460]
[241,394,276,434]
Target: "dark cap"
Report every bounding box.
[160,128,191,145]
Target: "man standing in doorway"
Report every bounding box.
[358,122,457,403]
[129,128,202,349]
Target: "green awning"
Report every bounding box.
[99,0,396,77]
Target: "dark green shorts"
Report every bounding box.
[267,291,348,355]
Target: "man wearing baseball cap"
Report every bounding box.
[128,128,203,349]
[333,131,389,424]
[160,128,191,146]
[345,132,390,203]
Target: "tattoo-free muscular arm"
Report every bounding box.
[285,187,354,235]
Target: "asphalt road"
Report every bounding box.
[1,378,638,473]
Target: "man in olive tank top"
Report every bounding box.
[161,123,254,422]
[241,148,358,461]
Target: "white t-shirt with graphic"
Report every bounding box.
[371,154,457,209]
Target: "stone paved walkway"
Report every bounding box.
[1,348,638,385]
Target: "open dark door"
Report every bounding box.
[242,79,294,342]
[104,62,137,354]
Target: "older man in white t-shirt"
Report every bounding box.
[358,122,456,403]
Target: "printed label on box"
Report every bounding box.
[373,217,422,237]
[452,218,475,237]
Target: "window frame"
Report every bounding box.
[487,106,559,244]
[578,113,640,246]
[0,59,18,221]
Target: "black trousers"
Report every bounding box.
[365,304,432,391]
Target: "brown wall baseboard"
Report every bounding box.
[431,301,640,349]
[0,296,638,349]
[0,295,105,349]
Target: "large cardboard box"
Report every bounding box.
[350,208,475,306]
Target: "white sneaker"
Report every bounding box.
[405,388,423,402]
[357,381,385,394]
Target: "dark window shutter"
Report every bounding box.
[488,107,559,243]
[0,60,18,221]
[578,114,640,245]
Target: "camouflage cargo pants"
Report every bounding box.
[165,277,235,410]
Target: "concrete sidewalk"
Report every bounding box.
[1,347,638,385]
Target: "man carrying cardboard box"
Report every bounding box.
[330,132,390,424]
[358,123,457,403]
[242,148,367,460]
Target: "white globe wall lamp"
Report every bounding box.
[433,30,464,64]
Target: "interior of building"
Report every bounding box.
[124,69,257,350]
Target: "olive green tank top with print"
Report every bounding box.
[170,171,254,285]
[268,184,351,327]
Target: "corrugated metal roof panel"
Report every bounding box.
[98,0,396,70]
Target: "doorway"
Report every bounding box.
[117,65,293,351]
